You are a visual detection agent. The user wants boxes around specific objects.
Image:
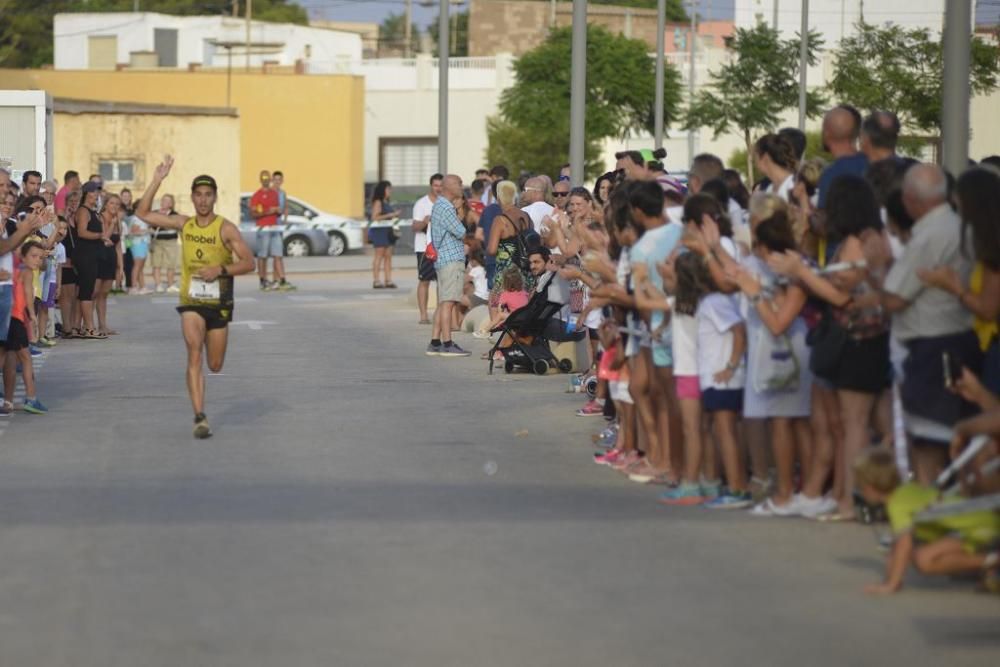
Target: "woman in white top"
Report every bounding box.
[754,133,799,203]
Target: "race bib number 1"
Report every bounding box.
[189,278,221,300]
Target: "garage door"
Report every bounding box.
[379,138,438,186]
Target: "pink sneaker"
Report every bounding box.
[576,400,604,417]
[594,448,623,466]
[612,451,643,472]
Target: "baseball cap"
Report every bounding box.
[191,175,217,192]
[81,181,101,194]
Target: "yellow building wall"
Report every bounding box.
[55,112,241,223]
[0,69,365,217]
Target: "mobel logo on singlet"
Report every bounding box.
[185,232,218,245]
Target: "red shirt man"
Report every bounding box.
[250,174,279,228]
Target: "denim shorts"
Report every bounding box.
[0,285,12,342]
[256,229,284,258]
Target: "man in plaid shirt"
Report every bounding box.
[426,174,471,357]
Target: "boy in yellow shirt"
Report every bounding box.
[854,448,999,594]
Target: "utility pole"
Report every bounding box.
[798,0,809,130]
[245,0,252,72]
[773,0,779,30]
[438,0,450,173]
[405,0,413,58]
[941,0,971,175]
[654,0,666,149]
[569,0,586,187]
[688,0,698,162]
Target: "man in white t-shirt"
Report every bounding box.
[520,176,554,234]
[411,173,442,324]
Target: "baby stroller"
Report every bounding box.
[487,290,586,376]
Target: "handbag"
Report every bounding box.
[807,307,849,380]
[751,327,800,393]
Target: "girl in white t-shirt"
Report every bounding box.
[697,290,750,510]
[461,249,490,331]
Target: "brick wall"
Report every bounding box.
[468,0,664,57]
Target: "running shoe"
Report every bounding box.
[700,479,722,501]
[166,284,180,294]
[593,423,619,449]
[154,284,166,294]
[276,280,297,291]
[193,413,212,439]
[0,403,10,417]
[593,448,624,466]
[610,450,642,472]
[425,342,442,356]
[35,337,55,348]
[259,280,272,291]
[796,494,839,519]
[658,482,706,506]
[23,399,48,415]
[29,346,43,357]
[749,497,799,517]
[576,400,604,417]
[439,342,471,357]
[704,491,754,510]
[472,329,491,339]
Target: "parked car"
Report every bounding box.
[240,193,366,256]
[240,196,330,257]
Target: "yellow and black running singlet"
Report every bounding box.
[179,216,234,319]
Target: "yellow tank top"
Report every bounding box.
[180,215,234,314]
[971,262,998,351]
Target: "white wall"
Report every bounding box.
[53,13,361,71]
[0,91,52,181]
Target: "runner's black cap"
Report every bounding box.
[191,175,218,192]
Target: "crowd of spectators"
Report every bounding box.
[413,106,1000,595]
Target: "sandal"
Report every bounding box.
[385,282,398,289]
[373,282,384,289]
[418,318,431,325]
[63,329,81,339]
[83,329,107,340]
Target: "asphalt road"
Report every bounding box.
[0,274,996,666]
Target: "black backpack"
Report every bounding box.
[504,213,540,272]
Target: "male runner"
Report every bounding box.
[136,156,254,438]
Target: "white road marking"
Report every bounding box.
[286,295,330,302]
[230,320,276,331]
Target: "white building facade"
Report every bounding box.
[54,13,362,73]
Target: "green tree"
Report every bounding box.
[428,11,469,57]
[487,24,683,180]
[830,21,1000,136]
[0,1,307,69]
[682,23,825,182]
[378,12,420,56]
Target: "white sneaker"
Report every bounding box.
[154,284,166,294]
[749,498,798,517]
[798,494,839,519]
[472,329,490,339]
[166,284,180,294]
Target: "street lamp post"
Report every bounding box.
[941,0,971,175]
[438,0,450,174]
[569,0,587,187]
[654,0,666,149]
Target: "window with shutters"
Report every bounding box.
[378,138,438,187]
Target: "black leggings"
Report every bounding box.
[75,250,99,301]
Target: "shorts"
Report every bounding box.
[256,229,284,258]
[468,294,488,309]
[97,247,117,281]
[821,332,891,394]
[901,331,982,440]
[610,379,633,404]
[0,285,12,342]
[703,387,744,413]
[131,240,149,260]
[43,284,57,309]
[652,341,673,367]
[177,305,231,331]
[437,261,465,303]
[4,317,28,351]
[676,375,701,400]
[61,267,77,286]
[416,252,437,282]
[150,237,180,270]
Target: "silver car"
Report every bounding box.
[239,195,330,257]
[240,193,366,257]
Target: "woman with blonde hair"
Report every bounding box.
[486,180,535,314]
[95,193,124,336]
